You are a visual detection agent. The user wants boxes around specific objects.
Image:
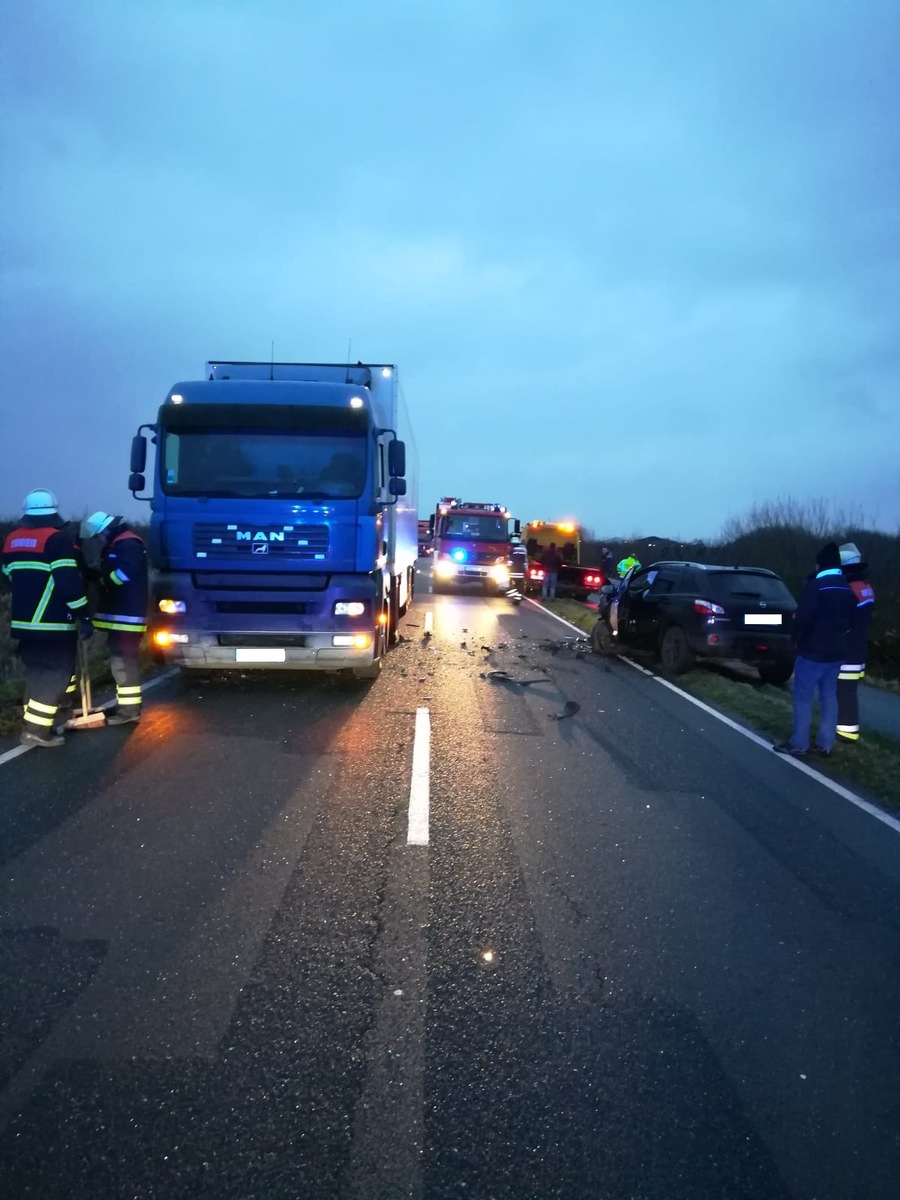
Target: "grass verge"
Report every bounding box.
[534,597,900,812]
[536,597,597,635]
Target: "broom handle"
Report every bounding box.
[80,639,93,714]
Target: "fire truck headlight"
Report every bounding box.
[158,599,186,614]
[491,564,511,586]
[434,559,457,579]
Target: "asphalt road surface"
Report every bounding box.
[0,572,898,1199]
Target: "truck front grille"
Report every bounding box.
[214,601,315,615]
[193,523,329,560]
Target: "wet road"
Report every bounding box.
[0,579,898,1199]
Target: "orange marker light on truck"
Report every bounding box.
[153,630,172,647]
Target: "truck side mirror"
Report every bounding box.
[388,477,407,496]
[388,439,406,478]
[513,519,521,535]
[130,435,147,472]
[129,472,146,494]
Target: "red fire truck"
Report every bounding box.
[430,498,520,595]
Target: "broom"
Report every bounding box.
[66,638,107,730]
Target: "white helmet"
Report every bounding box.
[23,488,59,516]
[81,511,115,539]
[839,542,862,566]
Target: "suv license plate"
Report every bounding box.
[235,648,286,663]
[744,614,782,626]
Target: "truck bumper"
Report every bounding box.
[154,637,378,672]
[149,570,383,671]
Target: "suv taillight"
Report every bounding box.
[693,598,725,615]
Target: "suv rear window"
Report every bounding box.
[705,571,795,603]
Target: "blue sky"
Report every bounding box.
[2,0,898,540]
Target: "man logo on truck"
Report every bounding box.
[236,530,285,542]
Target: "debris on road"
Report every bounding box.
[551,700,581,721]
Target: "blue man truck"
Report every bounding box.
[129,361,417,679]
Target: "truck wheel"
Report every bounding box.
[389,580,400,645]
[353,621,387,681]
[659,625,693,674]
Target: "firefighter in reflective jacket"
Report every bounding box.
[1,489,91,747]
[836,542,875,744]
[80,512,148,724]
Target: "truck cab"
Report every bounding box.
[129,361,417,679]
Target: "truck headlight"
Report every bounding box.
[332,634,371,647]
[158,599,186,614]
[334,601,367,616]
[434,559,457,578]
[153,630,189,646]
[491,564,511,586]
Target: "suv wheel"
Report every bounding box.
[590,619,617,655]
[659,625,693,674]
[758,658,794,686]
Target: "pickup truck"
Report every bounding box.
[523,520,605,601]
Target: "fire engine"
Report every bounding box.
[430,498,520,595]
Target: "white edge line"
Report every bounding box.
[0,667,181,770]
[0,745,30,767]
[523,599,900,835]
[407,706,430,845]
[651,673,900,835]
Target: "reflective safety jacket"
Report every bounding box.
[617,556,640,577]
[1,520,89,635]
[841,577,875,674]
[91,523,148,635]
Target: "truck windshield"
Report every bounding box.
[441,514,508,541]
[160,429,367,499]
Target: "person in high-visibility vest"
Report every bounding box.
[836,542,875,744]
[80,512,148,725]
[616,555,640,578]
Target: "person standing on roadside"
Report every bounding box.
[540,541,564,600]
[79,511,149,724]
[835,542,875,745]
[773,542,856,760]
[1,490,92,748]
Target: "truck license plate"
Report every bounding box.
[234,648,286,663]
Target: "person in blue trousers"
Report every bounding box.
[773,542,856,759]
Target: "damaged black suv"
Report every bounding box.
[598,561,798,683]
